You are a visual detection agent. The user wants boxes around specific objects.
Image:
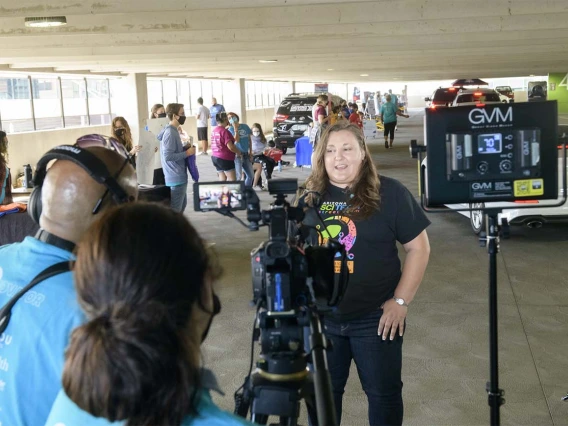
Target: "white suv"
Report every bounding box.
[451,88,503,107]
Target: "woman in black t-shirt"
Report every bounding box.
[298,121,431,426]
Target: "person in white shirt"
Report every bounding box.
[196,97,210,155]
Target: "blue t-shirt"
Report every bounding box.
[380,102,398,124]
[228,123,252,154]
[210,104,226,126]
[45,387,253,426]
[0,237,84,426]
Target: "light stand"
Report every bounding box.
[478,210,507,426]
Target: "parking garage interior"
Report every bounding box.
[1,1,568,425]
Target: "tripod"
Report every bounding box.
[478,210,507,426]
[236,308,337,426]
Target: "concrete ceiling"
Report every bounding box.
[0,0,567,82]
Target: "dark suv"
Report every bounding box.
[273,93,318,153]
[424,87,460,107]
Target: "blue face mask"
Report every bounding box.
[229,117,236,124]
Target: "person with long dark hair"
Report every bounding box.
[250,123,275,190]
[0,130,13,205]
[297,121,431,426]
[111,117,141,157]
[45,203,252,426]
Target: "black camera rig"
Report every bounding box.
[195,179,348,426]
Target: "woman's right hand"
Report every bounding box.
[185,146,196,157]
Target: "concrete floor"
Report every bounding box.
[187,111,568,426]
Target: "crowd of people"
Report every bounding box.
[0,89,430,426]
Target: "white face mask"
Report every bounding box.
[252,131,261,136]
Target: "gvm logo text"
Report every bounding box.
[469,107,513,125]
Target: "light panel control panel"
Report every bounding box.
[446,129,540,181]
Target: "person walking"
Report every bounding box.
[381,95,409,149]
[196,97,210,155]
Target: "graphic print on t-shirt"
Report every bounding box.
[317,201,358,274]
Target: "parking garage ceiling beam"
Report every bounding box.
[0,0,567,81]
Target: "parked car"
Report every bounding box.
[451,88,502,107]
[273,93,344,153]
[495,85,515,102]
[424,87,460,108]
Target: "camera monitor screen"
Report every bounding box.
[424,101,559,205]
[193,182,246,211]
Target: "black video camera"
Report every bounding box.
[193,179,346,425]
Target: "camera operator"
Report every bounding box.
[0,144,138,426]
[297,121,431,426]
[45,203,252,426]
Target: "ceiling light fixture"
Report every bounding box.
[529,74,535,76]
[259,59,278,63]
[360,74,369,77]
[327,68,334,71]
[25,16,67,28]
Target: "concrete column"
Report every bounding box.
[112,73,148,146]
[223,78,247,123]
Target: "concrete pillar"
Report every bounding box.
[112,73,148,146]
[223,78,247,123]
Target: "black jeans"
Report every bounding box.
[324,309,403,426]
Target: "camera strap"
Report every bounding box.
[0,261,70,334]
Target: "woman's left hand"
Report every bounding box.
[130,145,142,155]
[378,299,407,340]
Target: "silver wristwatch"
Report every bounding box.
[393,297,409,307]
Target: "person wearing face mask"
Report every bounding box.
[150,103,167,119]
[227,112,254,187]
[44,203,253,426]
[149,103,167,185]
[250,123,275,190]
[210,112,239,182]
[112,117,142,166]
[157,103,195,212]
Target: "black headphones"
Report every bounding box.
[28,145,131,224]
